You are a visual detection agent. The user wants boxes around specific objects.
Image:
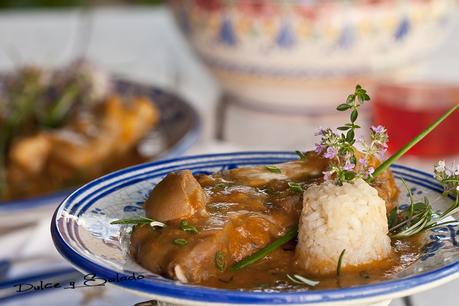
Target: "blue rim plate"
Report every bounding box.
[51,152,459,305]
[0,80,201,213]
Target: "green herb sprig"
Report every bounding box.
[287,274,319,287]
[288,182,303,193]
[215,251,226,272]
[389,179,459,239]
[111,217,166,228]
[373,104,459,177]
[173,238,188,246]
[265,165,281,174]
[180,220,199,234]
[337,249,346,277]
[230,226,298,272]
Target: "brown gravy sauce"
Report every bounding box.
[130,161,421,291]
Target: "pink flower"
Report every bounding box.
[368,167,375,175]
[359,158,367,167]
[314,143,324,154]
[323,170,333,181]
[314,128,326,136]
[324,147,338,159]
[371,125,385,134]
[343,160,355,171]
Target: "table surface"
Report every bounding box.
[1,6,459,306]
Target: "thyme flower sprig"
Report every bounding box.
[434,161,459,197]
[315,85,385,184]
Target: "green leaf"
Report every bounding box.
[346,129,355,142]
[288,182,303,193]
[337,126,350,131]
[343,171,356,181]
[349,155,357,165]
[387,207,398,229]
[215,251,226,272]
[337,249,346,277]
[173,238,188,246]
[337,104,351,111]
[346,94,355,104]
[265,165,281,174]
[350,109,358,123]
[230,227,298,271]
[180,220,199,234]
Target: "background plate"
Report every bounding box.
[0,79,201,222]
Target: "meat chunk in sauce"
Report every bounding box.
[130,152,399,286]
[144,170,207,222]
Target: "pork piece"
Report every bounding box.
[8,134,51,174]
[355,151,399,212]
[101,96,159,156]
[144,170,207,222]
[224,153,328,187]
[48,96,158,170]
[131,211,286,283]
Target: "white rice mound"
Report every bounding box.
[296,178,392,276]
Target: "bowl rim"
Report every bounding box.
[51,151,459,305]
[0,81,201,212]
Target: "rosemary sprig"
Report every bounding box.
[389,181,459,239]
[287,274,319,287]
[230,226,298,272]
[373,104,459,177]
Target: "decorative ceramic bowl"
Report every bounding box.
[51,152,459,306]
[169,0,458,109]
[0,80,200,227]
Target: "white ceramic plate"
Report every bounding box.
[51,152,459,306]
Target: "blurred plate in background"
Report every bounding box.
[0,79,201,226]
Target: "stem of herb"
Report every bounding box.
[337,249,346,277]
[173,238,188,246]
[373,104,459,177]
[230,226,298,272]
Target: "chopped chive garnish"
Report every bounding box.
[214,183,226,189]
[111,217,166,228]
[265,165,281,174]
[215,251,226,272]
[180,220,199,234]
[288,182,303,193]
[287,274,319,287]
[296,150,307,160]
[173,238,188,246]
[337,249,346,277]
[230,226,298,271]
[373,104,459,177]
